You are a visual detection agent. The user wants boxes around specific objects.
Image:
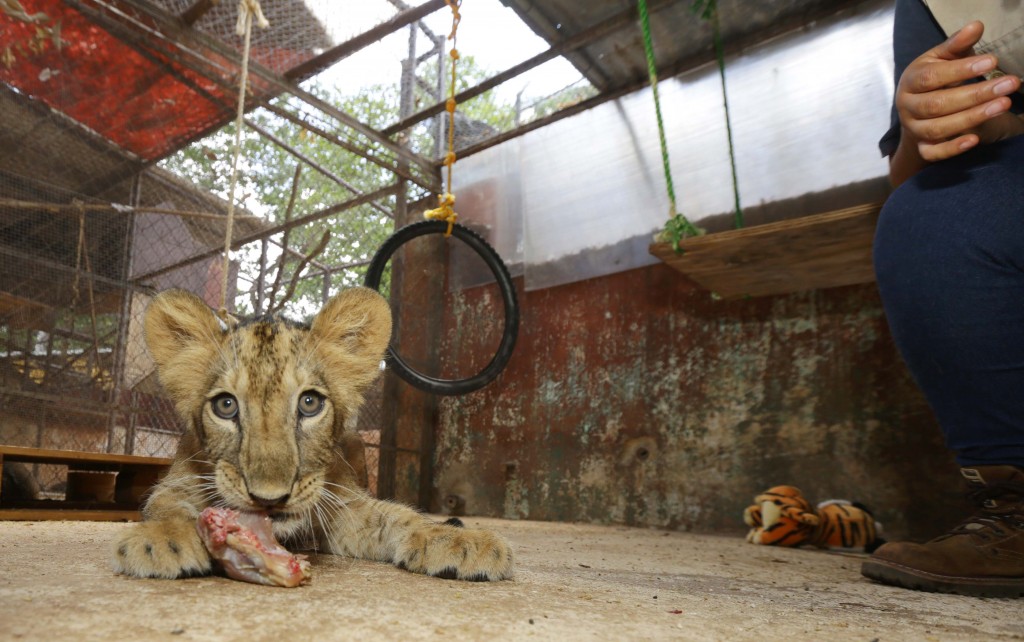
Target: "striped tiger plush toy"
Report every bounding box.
[743,485,884,552]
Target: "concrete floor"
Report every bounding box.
[1,517,1022,641]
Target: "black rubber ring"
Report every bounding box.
[364,220,519,395]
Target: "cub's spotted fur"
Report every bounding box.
[113,288,512,582]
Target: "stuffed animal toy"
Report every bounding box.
[743,486,819,546]
[743,485,884,552]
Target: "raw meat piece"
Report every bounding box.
[196,507,311,587]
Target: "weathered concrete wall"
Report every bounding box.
[426,265,962,541]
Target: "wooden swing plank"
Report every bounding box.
[649,203,882,300]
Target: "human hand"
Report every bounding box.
[896,21,1021,162]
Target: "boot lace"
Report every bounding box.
[949,481,1024,540]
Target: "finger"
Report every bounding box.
[901,21,993,92]
[932,21,985,60]
[902,74,1020,120]
[907,95,1012,141]
[918,133,979,162]
[902,53,999,93]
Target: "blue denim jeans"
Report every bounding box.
[874,136,1024,467]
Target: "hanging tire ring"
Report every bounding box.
[364,220,519,396]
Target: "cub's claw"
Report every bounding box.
[396,523,513,581]
[113,519,211,579]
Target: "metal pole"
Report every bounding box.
[107,174,140,454]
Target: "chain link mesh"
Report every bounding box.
[0,0,435,501]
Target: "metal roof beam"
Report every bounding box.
[105,0,438,182]
[69,0,440,192]
[244,118,395,220]
[381,0,678,137]
[180,0,217,26]
[452,0,873,162]
[131,184,401,283]
[385,0,442,41]
[284,0,447,81]
[258,102,434,192]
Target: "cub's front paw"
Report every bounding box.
[397,522,513,581]
[113,519,211,579]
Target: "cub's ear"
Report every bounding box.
[310,288,392,398]
[144,289,225,374]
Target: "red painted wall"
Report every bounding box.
[422,264,960,541]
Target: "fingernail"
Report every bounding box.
[972,57,996,74]
[985,99,1008,116]
[994,77,1017,95]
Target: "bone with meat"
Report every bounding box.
[196,507,311,587]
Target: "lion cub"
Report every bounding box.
[113,288,512,582]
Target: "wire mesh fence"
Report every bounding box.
[0,169,396,498]
[0,0,449,502]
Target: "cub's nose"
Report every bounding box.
[249,493,290,509]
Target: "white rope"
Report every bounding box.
[220,0,269,318]
[1,0,48,23]
[235,0,269,35]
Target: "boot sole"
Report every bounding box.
[862,558,1024,598]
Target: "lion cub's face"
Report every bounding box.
[143,288,391,532]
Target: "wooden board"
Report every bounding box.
[0,290,54,329]
[0,445,172,468]
[0,445,172,521]
[649,203,882,300]
[0,508,142,521]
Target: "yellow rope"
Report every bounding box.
[69,200,102,362]
[423,0,462,237]
[219,0,269,321]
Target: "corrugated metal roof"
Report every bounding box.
[502,0,870,91]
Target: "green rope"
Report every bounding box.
[694,0,743,229]
[709,3,743,228]
[638,0,701,252]
[639,0,675,214]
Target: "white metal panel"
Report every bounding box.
[453,3,895,291]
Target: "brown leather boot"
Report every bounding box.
[861,465,1024,597]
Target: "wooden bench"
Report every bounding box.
[0,445,172,521]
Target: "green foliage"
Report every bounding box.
[409,54,518,156]
[528,83,598,121]
[160,57,517,317]
[162,89,400,316]
[452,56,517,131]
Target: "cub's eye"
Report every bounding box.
[297,391,325,418]
[211,393,239,420]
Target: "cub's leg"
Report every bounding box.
[322,491,513,581]
[112,481,211,579]
[113,519,211,579]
